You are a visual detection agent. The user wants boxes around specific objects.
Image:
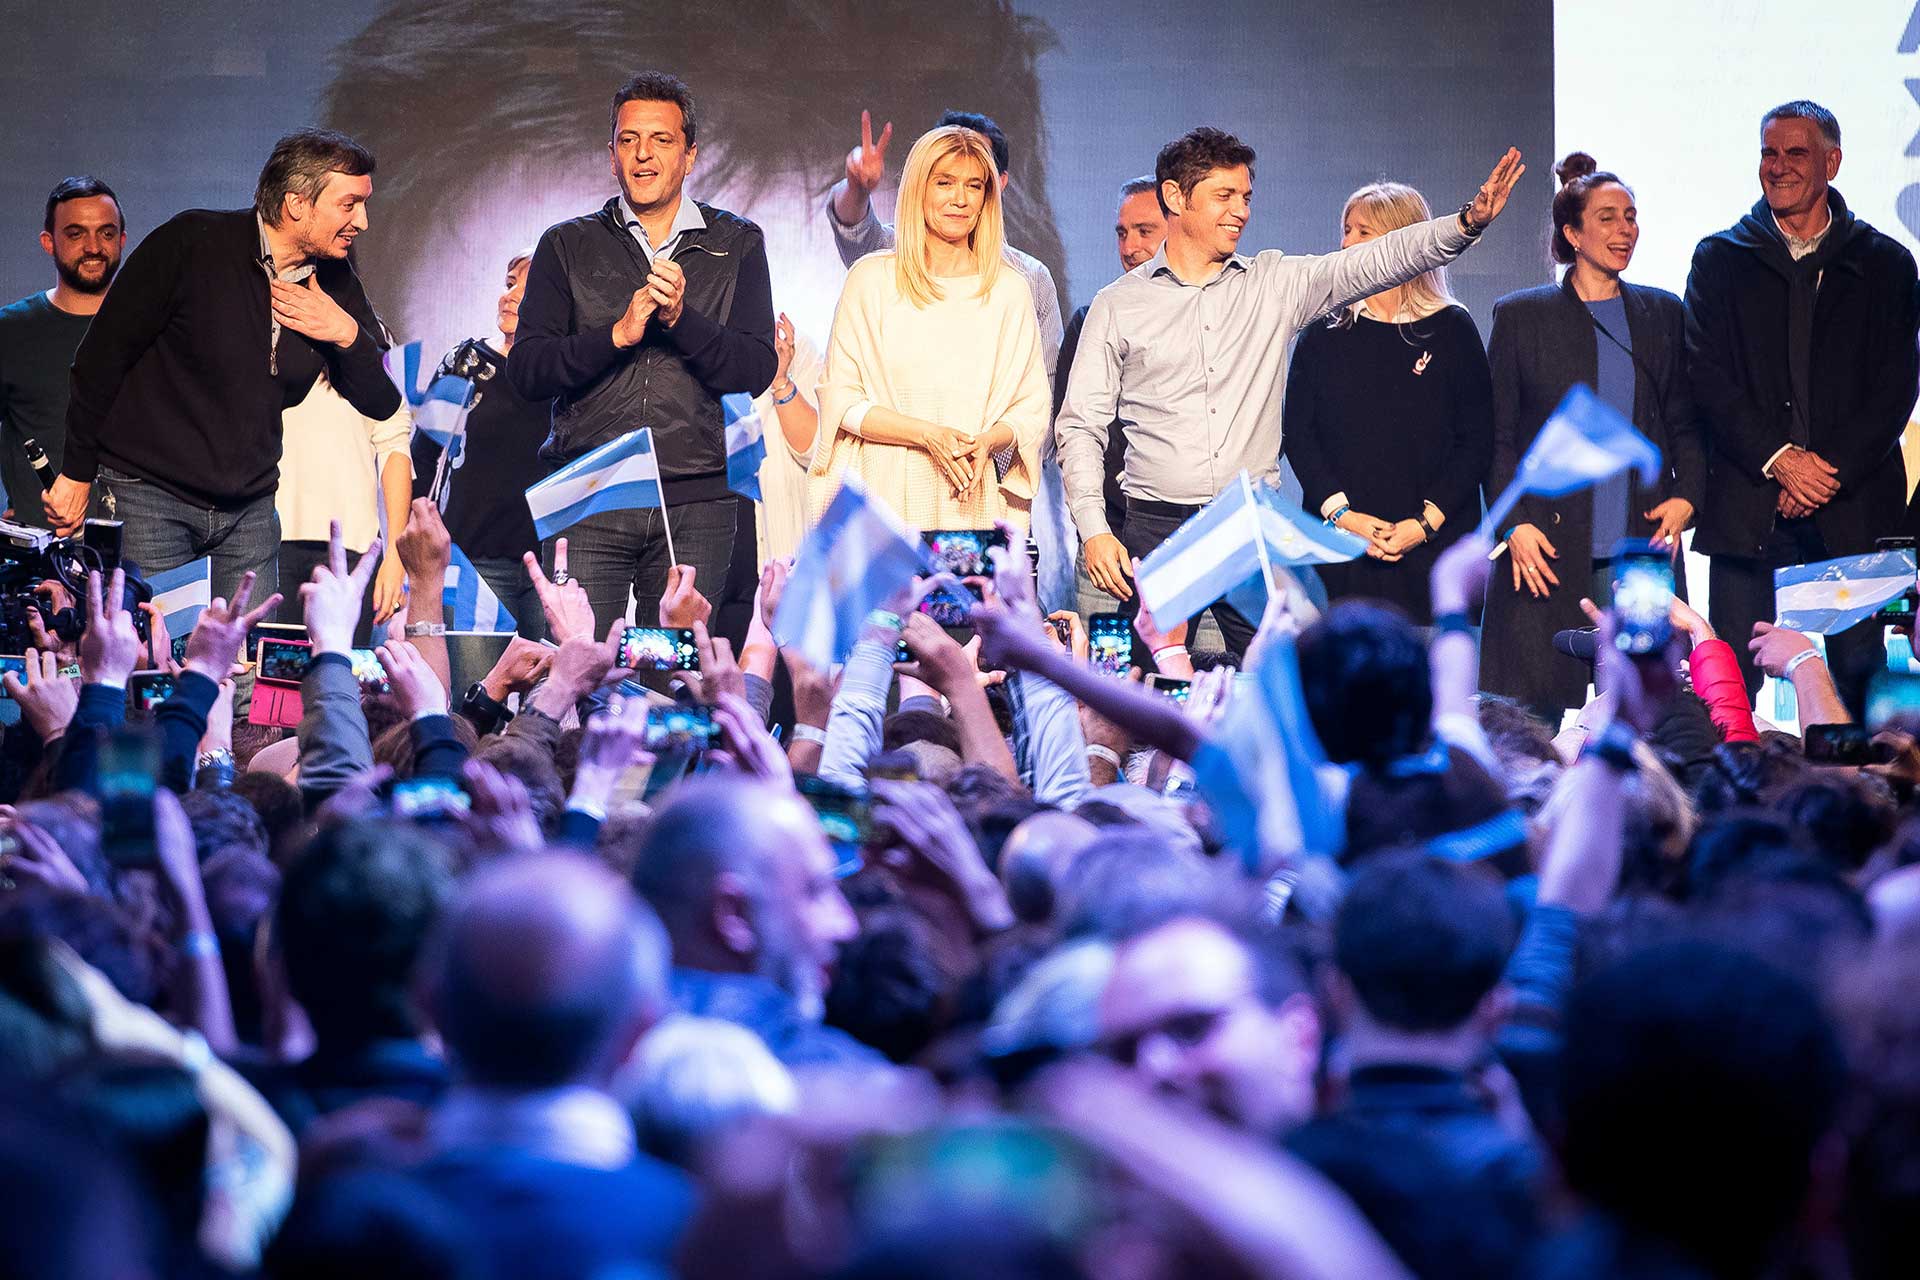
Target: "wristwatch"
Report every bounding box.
[405,621,447,637]
[1456,201,1486,238]
[460,681,514,734]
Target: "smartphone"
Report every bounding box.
[246,622,306,659]
[0,655,25,692]
[390,776,472,819]
[170,634,191,665]
[916,582,980,629]
[99,727,159,866]
[1609,540,1674,655]
[1803,722,1891,766]
[1146,673,1192,703]
[796,775,870,878]
[349,647,390,694]
[1049,616,1074,647]
[645,702,717,747]
[126,671,176,719]
[256,637,314,684]
[618,627,699,672]
[921,528,1010,579]
[1089,613,1132,677]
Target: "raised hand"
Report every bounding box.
[523,538,595,642]
[394,497,452,583]
[80,569,144,689]
[479,636,553,702]
[845,109,894,200]
[570,700,654,815]
[137,602,178,674]
[376,640,446,717]
[189,570,284,678]
[1467,148,1527,228]
[298,521,378,657]
[4,650,78,743]
[680,620,745,706]
[708,691,790,784]
[659,564,712,629]
[774,313,798,384]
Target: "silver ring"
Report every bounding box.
[552,572,570,586]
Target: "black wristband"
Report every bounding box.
[1457,202,1485,238]
[1431,611,1474,637]
[460,681,513,735]
[1579,719,1639,772]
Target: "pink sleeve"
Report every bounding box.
[1690,638,1759,743]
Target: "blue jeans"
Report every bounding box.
[546,496,739,637]
[92,467,279,606]
[470,554,546,641]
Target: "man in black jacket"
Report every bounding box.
[508,71,776,635]
[53,130,398,603]
[1685,100,1920,711]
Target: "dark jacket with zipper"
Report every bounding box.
[64,208,396,508]
[1482,276,1703,717]
[1683,189,1919,559]
[507,197,776,501]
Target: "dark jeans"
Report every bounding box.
[277,540,375,645]
[545,495,740,638]
[1119,496,1259,665]
[470,554,546,641]
[93,467,279,606]
[1710,517,1882,721]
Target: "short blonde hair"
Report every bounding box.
[1335,182,1457,324]
[893,125,1004,308]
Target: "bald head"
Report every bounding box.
[426,852,668,1089]
[999,811,1098,923]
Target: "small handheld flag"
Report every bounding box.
[524,428,666,544]
[1773,549,1918,636]
[1483,384,1662,535]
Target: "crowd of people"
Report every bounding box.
[0,65,1918,1280]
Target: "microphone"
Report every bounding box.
[1553,627,1598,663]
[21,438,55,492]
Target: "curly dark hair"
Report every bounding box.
[1153,126,1256,217]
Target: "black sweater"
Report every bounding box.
[508,197,775,498]
[64,208,397,508]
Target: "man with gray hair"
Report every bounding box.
[53,129,397,602]
[1685,99,1920,713]
[632,774,878,1067]
[408,851,694,1275]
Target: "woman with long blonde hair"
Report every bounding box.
[1281,180,1493,622]
[811,125,1049,530]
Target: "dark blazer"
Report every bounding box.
[1683,190,1920,558]
[1482,277,1702,718]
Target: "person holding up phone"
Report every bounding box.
[813,126,1050,534]
[1481,153,1704,722]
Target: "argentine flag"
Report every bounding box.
[146,558,211,636]
[772,478,929,669]
[1774,549,1917,635]
[1487,384,1662,533]
[443,544,517,633]
[524,427,664,542]
[386,340,430,406]
[413,374,475,447]
[723,392,768,502]
[1137,473,1366,625]
[1193,628,1342,873]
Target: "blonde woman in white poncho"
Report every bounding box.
[811,125,1049,532]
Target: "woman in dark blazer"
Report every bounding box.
[1482,153,1704,721]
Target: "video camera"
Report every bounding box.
[0,516,151,655]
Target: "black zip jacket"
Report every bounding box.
[507,197,776,498]
[64,208,397,508]
[1684,189,1920,558]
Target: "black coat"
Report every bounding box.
[1683,190,1919,558]
[1481,277,1703,718]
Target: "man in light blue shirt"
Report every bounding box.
[1057,128,1524,655]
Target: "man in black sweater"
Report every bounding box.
[0,176,124,528]
[53,130,398,604]
[1685,100,1920,713]
[507,71,776,636]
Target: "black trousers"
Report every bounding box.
[546,493,747,646]
[1118,496,1259,666]
[1708,518,1883,721]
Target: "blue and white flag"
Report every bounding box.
[443,544,517,633]
[1486,384,1662,532]
[1193,629,1342,872]
[524,427,664,542]
[1137,473,1366,624]
[146,558,211,636]
[386,340,430,407]
[722,392,767,502]
[1773,549,1917,635]
[772,478,929,669]
[412,374,475,447]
